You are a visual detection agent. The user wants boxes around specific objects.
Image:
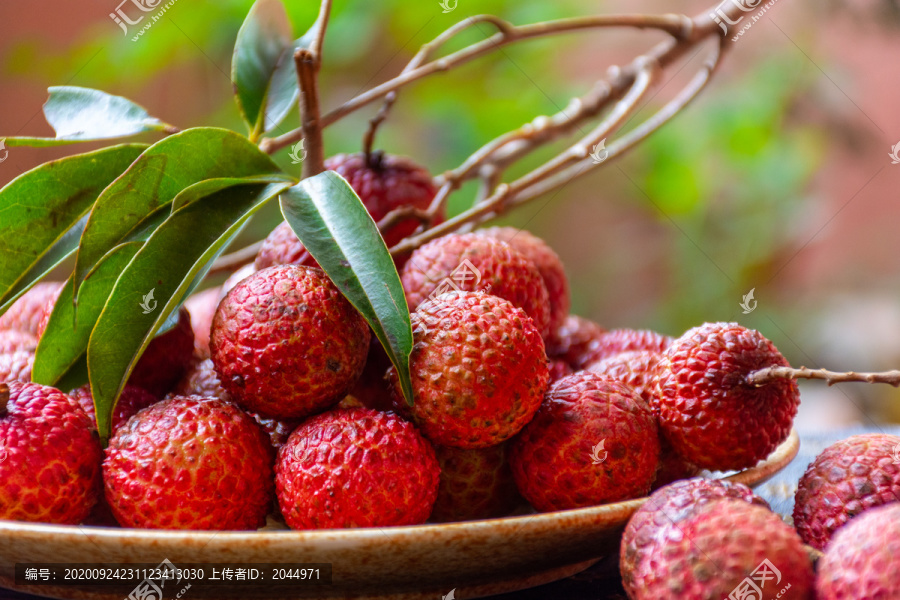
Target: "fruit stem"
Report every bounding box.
[747,366,900,388]
[0,383,8,417]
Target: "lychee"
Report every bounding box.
[388,291,548,448]
[581,328,673,367]
[127,307,195,397]
[509,372,660,512]
[626,498,813,600]
[401,233,551,337]
[547,358,574,383]
[545,315,607,370]
[430,442,522,523]
[793,433,900,551]
[210,265,370,419]
[585,350,699,487]
[656,322,799,471]
[103,396,274,530]
[0,330,37,353]
[0,351,34,382]
[275,408,440,529]
[619,477,770,598]
[815,502,900,599]
[173,358,299,449]
[0,282,63,336]
[254,221,319,271]
[0,382,102,524]
[70,384,158,435]
[476,227,570,335]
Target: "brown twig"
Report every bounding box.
[295,49,325,178]
[747,366,900,388]
[293,0,331,178]
[260,13,694,155]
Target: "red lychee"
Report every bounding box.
[103,396,274,530]
[586,350,662,405]
[509,372,660,512]
[815,502,900,600]
[581,328,673,367]
[388,291,549,448]
[173,358,299,449]
[0,382,102,524]
[0,330,38,353]
[210,265,370,419]
[476,227,570,335]
[127,307,195,398]
[174,357,230,399]
[545,315,607,370]
[430,442,522,523]
[254,221,319,271]
[0,282,63,336]
[656,322,799,471]
[793,433,900,551]
[0,351,34,382]
[275,408,440,529]
[547,358,574,383]
[70,384,158,435]
[585,350,700,487]
[626,498,813,600]
[348,340,396,413]
[401,233,551,337]
[619,477,770,599]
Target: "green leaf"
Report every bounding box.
[0,144,146,308]
[232,0,295,139]
[73,127,282,299]
[263,35,309,134]
[88,181,290,439]
[280,172,415,405]
[33,243,141,387]
[171,174,296,212]
[5,87,172,147]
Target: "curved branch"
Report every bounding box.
[390,28,723,254]
[747,366,900,388]
[261,12,695,155]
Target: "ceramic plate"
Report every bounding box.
[0,430,799,600]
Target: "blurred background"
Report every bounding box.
[1,0,899,430]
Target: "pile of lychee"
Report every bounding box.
[1,152,897,598]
